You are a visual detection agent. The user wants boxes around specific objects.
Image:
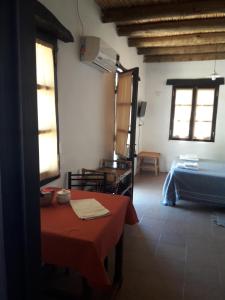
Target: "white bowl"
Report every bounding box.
[56,189,71,204]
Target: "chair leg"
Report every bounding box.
[139,157,143,174]
[154,159,157,176]
[156,158,159,176]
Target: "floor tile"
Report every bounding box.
[183,282,223,300]
[155,241,187,263]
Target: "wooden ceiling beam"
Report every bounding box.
[129,32,225,48]
[144,52,225,63]
[138,44,225,55]
[117,18,225,37]
[102,1,225,24]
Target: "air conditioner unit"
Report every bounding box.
[80,36,117,72]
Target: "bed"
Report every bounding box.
[162,158,225,206]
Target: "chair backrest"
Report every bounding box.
[82,168,118,194]
[100,159,131,170]
[68,171,106,192]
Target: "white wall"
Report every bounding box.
[143,60,225,172]
[39,0,146,186]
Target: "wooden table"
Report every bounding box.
[41,189,138,290]
[137,151,160,176]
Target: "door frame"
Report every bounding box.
[0,1,41,299]
[115,67,139,199]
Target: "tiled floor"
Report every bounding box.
[116,173,225,300]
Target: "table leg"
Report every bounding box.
[113,233,124,288]
[82,277,92,300]
[104,256,109,271]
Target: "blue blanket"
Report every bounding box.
[162,159,225,206]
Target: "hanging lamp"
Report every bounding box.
[210,59,221,81]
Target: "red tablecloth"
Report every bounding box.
[41,189,138,287]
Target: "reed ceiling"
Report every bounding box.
[95,0,225,62]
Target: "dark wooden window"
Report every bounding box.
[36,37,60,185]
[169,85,219,142]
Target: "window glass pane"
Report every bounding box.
[173,121,190,138]
[193,121,212,140]
[195,106,213,122]
[193,88,215,140]
[36,41,59,182]
[174,106,192,122]
[37,89,57,131]
[172,88,193,138]
[196,89,215,105]
[36,42,55,88]
[175,89,193,105]
[39,132,58,174]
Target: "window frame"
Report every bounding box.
[36,33,60,186]
[169,84,219,142]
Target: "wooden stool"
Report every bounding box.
[138,151,160,176]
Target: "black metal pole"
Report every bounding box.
[129,68,139,201]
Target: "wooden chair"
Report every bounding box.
[68,171,106,192]
[97,159,132,195]
[100,159,131,170]
[81,167,116,194]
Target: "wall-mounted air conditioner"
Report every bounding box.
[80,36,117,72]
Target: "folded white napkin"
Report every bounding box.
[177,162,199,170]
[179,154,199,161]
[70,198,110,220]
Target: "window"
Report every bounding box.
[35,39,60,184]
[169,85,219,142]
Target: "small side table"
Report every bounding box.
[138,151,160,176]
